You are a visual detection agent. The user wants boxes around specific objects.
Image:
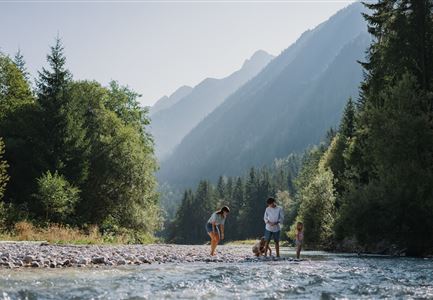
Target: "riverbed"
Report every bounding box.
[0,246,432,299]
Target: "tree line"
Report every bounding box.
[0,38,161,240]
[170,0,433,257]
[167,154,301,244]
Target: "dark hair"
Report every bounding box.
[266,197,276,205]
[216,206,230,215]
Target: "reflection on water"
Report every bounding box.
[0,251,432,299]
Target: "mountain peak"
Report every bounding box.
[242,50,274,69]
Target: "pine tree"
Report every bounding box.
[13,49,29,82]
[339,98,355,139]
[171,190,194,243]
[216,175,226,204]
[231,177,244,239]
[36,37,89,187]
[192,180,216,243]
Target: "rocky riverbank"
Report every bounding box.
[0,242,295,269]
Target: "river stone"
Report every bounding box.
[117,259,126,265]
[62,259,71,267]
[6,262,15,269]
[31,261,40,268]
[23,255,35,264]
[78,258,90,265]
[92,257,106,264]
[137,256,151,264]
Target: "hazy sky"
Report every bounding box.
[0,0,355,106]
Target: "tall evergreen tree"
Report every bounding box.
[170,190,194,243]
[36,37,89,187]
[13,49,29,82]
[322,98,356,198]
[216,175,226,203]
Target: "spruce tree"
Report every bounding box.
[37,37,89,187]
[13,49,29,82]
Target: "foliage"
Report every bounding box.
[0,138,8,202]
[296,166,336,248]
[169,154,301,244]
[35,171,80,223]
[0,38,161,241]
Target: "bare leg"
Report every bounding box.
[264,241,270,256]
[208,232,220,256]
[275,241,280,257]
[296,245,301,259]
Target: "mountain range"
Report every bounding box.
[156,3,370,188]
[149,50,274,159]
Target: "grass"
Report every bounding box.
[0,221,155,245]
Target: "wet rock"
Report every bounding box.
[31,261,40,268]
[78,258,90,265]
[137,256,151,264]
[23,255,35,264]
[92,256,106,264]
[62,259,71,267]
[117,259,126,265]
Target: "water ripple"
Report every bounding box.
[0,253,433,299]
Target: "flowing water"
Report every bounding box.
[0,251,432,299]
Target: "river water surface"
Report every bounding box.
[0,251,432,299]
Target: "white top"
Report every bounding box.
[207,212,226,225]
[264,206,284,232]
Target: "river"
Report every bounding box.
[0,250,432,299]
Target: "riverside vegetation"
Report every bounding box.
[0,39,161,244]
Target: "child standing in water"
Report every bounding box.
[295,221,304,259]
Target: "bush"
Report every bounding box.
[35,171,80,223]
[296,168,336,249]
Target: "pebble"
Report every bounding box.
[0,243,294,269]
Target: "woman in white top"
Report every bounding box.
[205,206,230,256]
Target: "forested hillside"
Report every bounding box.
[159,3,369,188]
[150,50,274,160]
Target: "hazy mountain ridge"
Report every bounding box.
[150,85,193,116]
[150,50,274,159]
[159,3,369,187]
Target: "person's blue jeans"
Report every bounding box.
[264,229,280,242]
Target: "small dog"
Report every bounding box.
[252,236,272,257]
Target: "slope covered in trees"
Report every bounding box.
[159,3,369,188]
[150,50,274,160]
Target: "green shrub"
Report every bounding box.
[35,171,79,223]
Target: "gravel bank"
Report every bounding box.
[0,243,295,269]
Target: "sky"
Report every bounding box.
[0,0,355,106]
